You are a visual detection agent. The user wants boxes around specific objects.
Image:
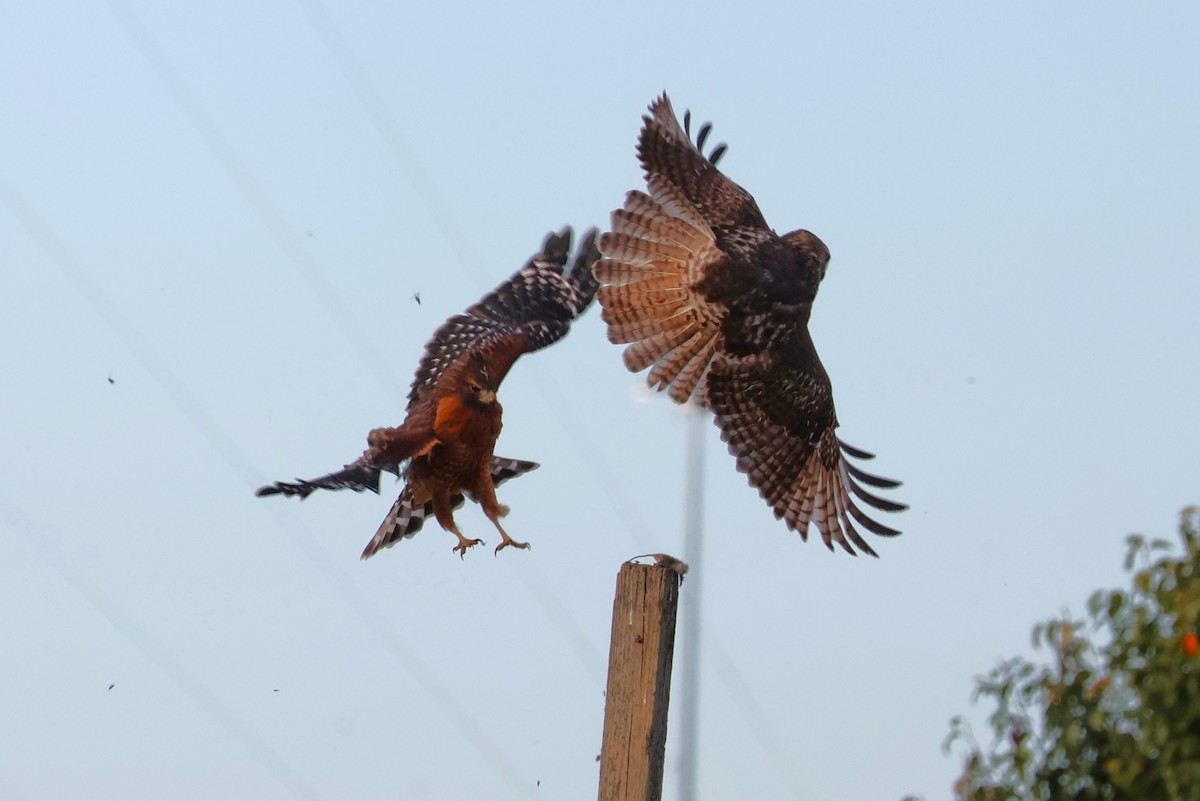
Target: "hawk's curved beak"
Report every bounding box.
[480,389,497,404]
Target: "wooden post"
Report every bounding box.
[597,562,682,801]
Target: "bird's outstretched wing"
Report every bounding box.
[255,456,399,499]
[705,330,904,557]
[406,227,600,409]
[637,93,768,231]
[360,457,539,559]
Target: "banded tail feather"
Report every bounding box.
[360,457,539,560]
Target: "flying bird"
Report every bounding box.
[593,94,905,556]
[258,227,600,559]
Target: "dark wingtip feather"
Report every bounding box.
[843,520,880,558]
[847,498,904,538]
[838,440,877,460]
[538,226,573,270]
[848,475,909,513]
[845,459,902,489]
[679,105,726,164]
[568,227,601,311]
[255,480,315,499]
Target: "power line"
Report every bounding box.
[525,369,661,548]
[707,643,809,799]
[0,172,260,489]
[0,492,326,801]
[267,505,538,796]
[289,2,663,552]
[294,0,488,284]
[103,0,403,398]
[103,0,608,675]
[0,173,536,798]
[285,13,811,797]
[79,6,814,795]
[100,0,606,683]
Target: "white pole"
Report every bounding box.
[678,401,705,801]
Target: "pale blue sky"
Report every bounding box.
[2,2,1198,800]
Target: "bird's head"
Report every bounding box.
[782,229,831,283]
[462,352,498,407]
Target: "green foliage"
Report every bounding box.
[942,507,1200,801]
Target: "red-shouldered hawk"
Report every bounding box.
[593,94,905,556]
[258,227,599,559]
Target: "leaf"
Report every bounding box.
[1125,534,1146,571]
[1108,591,1124,619]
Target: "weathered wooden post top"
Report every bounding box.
[597,559,684,801]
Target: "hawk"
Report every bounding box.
[593,94,905,556]
[258,227,600,559]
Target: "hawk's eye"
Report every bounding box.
[470,383,482,393]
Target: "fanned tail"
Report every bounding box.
[360,457,539,560]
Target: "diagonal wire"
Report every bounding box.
[269,504,540,797]
[0,172,259,488]
[0,492,326,801]
[294,0,488,284]
[99,0,605,681]
[0,172,535,798]
[103,0,402,398]
[525,369,661,547]
[706,642,809,799]
[284,7,810,797]
[294,0,663,552]
[92,5,811,796]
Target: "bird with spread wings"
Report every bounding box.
[593,94,905,556]
[258,227,599,559]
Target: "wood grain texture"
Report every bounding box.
[598,563,681,801]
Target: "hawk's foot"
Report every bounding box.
[452,535,484,559]
[494,534,530,556]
